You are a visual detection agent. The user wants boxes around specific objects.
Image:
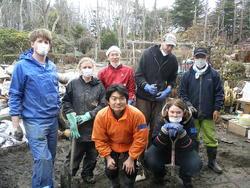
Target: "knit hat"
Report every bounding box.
[106,45,121,57]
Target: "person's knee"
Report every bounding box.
[181,155,202,176]
[105,168,119,179]
[144,149,165,174]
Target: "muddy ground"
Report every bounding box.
[0,122,250,188]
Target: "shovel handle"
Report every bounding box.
[70,138,76,176]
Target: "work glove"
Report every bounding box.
[14,125,23,141]
[162,122,183,138]
[155,87,172,101]
[66,112,80,139]
[144,84,158,95]
[76,112,91,125]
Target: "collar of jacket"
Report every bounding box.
[190,64,211,76]
[150,44,172,58]
[79,76,100,86]
[19,48,50,67]
[108,63,123,69]
[108,105,128,121]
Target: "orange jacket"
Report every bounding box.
[92,105,148,159]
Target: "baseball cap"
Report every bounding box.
[163,33,177,46]
[194,47,208,56]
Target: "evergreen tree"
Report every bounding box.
[224,0,235,39]
[171,0,204,30]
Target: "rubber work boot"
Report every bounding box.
[207,147,223,174]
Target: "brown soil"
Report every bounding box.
[0,123,250,188]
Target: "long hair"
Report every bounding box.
[161,98,191,122]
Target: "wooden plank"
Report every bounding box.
[228,119,250,137]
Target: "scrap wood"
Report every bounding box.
[219,137,234,144]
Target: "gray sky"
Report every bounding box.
[69,0,216,12]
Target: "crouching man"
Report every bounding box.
[92,84,149,187]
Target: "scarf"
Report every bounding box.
[193,63,208,79]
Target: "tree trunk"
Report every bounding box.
[19,0,24,31]
[203,0,208,43]
[239,0,244,41]
[142,0,145,48]
[232,1,237,44]
[52,12,60,33]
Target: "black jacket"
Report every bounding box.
[152,114,198,152]
[135,45,178,101]
[62,76,106,142]
[179,65,224,119]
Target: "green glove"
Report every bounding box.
[76,112,91,125]
[66,112,80,139]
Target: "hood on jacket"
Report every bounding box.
[19,48,49,65]
[79,75,101,86]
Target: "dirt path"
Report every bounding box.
[0,124,250,188]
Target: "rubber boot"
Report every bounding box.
[180,175,193,188]
[207,147,223,174]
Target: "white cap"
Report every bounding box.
[106,45,121,57]
[163,33,177,46]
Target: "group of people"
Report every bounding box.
[8,28,224,188]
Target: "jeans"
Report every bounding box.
[144,144,202,178]
[24,117,58,188]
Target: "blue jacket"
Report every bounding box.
[179,65,224,119]
[8,49,60,119]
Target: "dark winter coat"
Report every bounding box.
[62,76,106,142]
[152,114,198,152]
[135,45,178,101]
[179,65,224,119]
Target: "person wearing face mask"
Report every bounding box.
[8,28,60,188]
[98,45,136,105]
[144,99,202,187]
[62,57,106,184]
[179,47,224,174]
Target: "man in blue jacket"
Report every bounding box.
[179,47,224,174]
[8,28,60,188]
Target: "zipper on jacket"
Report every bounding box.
[198,76,202,117]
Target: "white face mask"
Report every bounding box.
[194,58,206,69]
[36,43,50,56]
[82,68,93,77]
[169,117,182,123]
